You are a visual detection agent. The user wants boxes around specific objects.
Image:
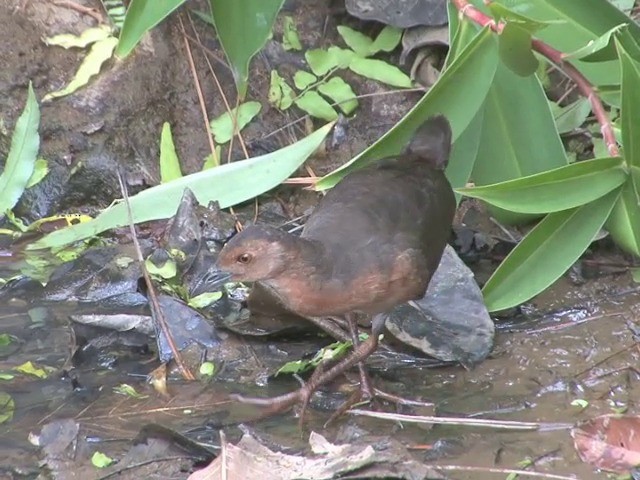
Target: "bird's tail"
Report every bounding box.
[403,114,452,171]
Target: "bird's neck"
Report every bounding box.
[278,235,331,280]
[257,235,338,316]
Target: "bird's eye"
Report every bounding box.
[237,253,252,264]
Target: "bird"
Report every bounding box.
[206,115,456,415]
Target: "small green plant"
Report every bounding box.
[91,451,115,468]
[269,23,410,121]
[113,383,148,399]
[276,333,368,376]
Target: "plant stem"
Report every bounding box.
[452,0,620,157]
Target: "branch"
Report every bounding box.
[452,0,620,157]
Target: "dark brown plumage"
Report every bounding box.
[212,115,456,414]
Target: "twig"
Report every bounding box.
[526,311,624,334]
[434,465,578,480]
[116,170,194,380]
[572,341,640,378]
[348,409,572,431]
[185,12,250,160]
[53,0,103,23]
[452,0,619,157]
[178,16,219,166]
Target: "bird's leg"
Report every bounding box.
[323,313,387,424]
[230,316,384,416]
[303,315,351,342]
[346,312,374,399]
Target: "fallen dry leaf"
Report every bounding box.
[571,414,640,473]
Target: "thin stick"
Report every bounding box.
[185,13,250,160]
[116,171,194,380]
[348,409,573,431]
[434,465,578,480]
[178,16,219,166]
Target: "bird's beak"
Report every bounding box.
[190,268,232,297]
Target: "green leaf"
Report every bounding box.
[0,392,15,424]
[199,361,216,377]
[317,77,358,114]
[446,4,477,63]
[0,335,11,346]
[305,47,354,76]
[317,26,498,190]
[116,0,186,57]
[145,257,177,279]
[268,70,294,110]
[188,291,223,308]
[31,123,334,249]
[209,101,262,144]
[202,146,221,170]
[564,24,626,61]
[471,62,568,224]
[337,25,402,58]
[44,25,113,48]
[606,171,640,256]
[506,0,640,99]
[293,70,317,90]
[337,25,373,57]
[458,157,626,213]
[208,0,284,98]
[294,91,338,121]
[550,98,592,134]
[276,339,353,376]
[571,398,590,409]
[159,122,182,183]
[618,40,640,168]
[91,451,115,469]
[0,83,40,215]
[282,15,302,51]
[446,106,484,204]
[348,57,412,88]
[488,3,555,32]
[370,26,403,54]
[113,383,148,398]
[482,189,620,312]
[14,361,48,378]
[26,158,49,189]
[499,22,539,76]
[44,36,118,101]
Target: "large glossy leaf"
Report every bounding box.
[315,27,499,190]
[447,107,484,204]
[483,189,620,312]
[30,123,333,250]
[471,62,568,223]
[500,0,640,98]
[0,83,40,215]
[607,40,640,256]
[551,98,592,134]
[618,40,640,168]
[209,0,284,99]
[606,169,640,256]
[116,0,187,58]
[159,122,182,183]
[459,157,626,213]
[499,22,538,76]
[442,6,484,202]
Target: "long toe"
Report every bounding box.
[230,389,304,414]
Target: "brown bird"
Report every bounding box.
[208,115,456,414]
